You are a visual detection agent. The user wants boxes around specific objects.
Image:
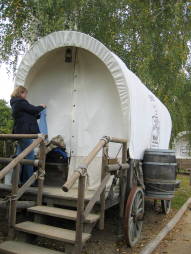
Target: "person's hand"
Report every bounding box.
[40,104,46,108]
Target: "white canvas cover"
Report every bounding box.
[15,31,172,190]
[173,131,191,159]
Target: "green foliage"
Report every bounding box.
[0,99,13,134]
[172,174,191,209]
[0,99,13,158]
[1,0,191,140]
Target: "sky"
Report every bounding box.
[0,64,14,103]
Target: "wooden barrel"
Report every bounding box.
[143,149,177,199]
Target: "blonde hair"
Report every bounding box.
[11,86,28,98]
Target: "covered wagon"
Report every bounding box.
[0,31,176,254]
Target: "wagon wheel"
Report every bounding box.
[161,200,171,214]
[124,186,144,247]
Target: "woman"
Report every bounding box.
[10,85,46,184]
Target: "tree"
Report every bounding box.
[1,0,191,140]
[0,99,13,157]
[0,99,13,134]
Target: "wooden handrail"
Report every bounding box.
[62,171,81,192]
[62,136,127,192]
[109,137,128,144]
[0,157,39,167]
[62,137,109,192]
[0,134,47,238]
[0,137,43,180]
[16,172,38,200]
[0,134,45,139]
[66,136,128,254]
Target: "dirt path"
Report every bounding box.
[153,208,191,254]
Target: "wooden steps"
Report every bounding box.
[0,184,95,201]
[28,205,100,223]
[15,221,91,244]
[0,186,100,253]
[0,240,64,254]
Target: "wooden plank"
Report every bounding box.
[0,241,64,254]
[15,221,91,244]
[28,206,100,223]
[84,174,111,219]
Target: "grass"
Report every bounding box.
[172,174,191,210]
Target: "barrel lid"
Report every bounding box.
[143,161,177,166]
[144,149,175,154]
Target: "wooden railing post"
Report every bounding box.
[37,141,46,206]
[118,142,128,237]
[75,173,86,254]
[120,142,127,218]
[8,163,20,238]
[99,143,108,230]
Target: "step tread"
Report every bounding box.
[28,206,100,223]
[0,241,64,254]
[15,221,91,244]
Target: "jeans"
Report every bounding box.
[4,138,35,185]
[18,139,35,184]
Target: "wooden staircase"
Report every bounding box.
[0,204,100,254]
[0,135,128,254]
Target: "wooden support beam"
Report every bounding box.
[75,175,86,254]
[84,174,111,219]
[99,144,108,230]
[8,163,20,238]
[37,141,46,206]
[117,142,128,238]
[119,142,128,218]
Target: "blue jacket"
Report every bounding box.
[10,97,44,134]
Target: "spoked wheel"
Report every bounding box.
[124,186,144,247]
[161,200,171,214]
